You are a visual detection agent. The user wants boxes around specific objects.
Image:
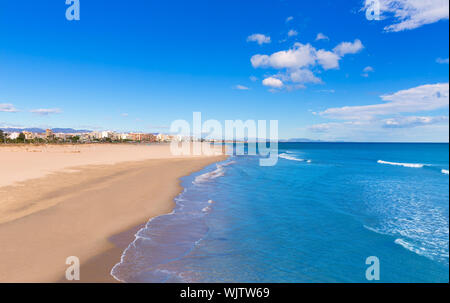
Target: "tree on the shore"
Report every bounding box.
[0,130,4,142]
[17,132,25,143]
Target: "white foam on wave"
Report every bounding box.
[194,166,224,183]
[279,153,309,162]
[363,225,389,235]
[193,161,235,184]
[377,160,424,168]
[368,227,441,260]
[442,169,449,175]
[394,238,427,257]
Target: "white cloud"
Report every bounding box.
[315,33,329,41]
[251,41,350,70]
[250,39,363,88]
[286,16,294,23]
[333,39,364,56]
[288,29,298,37]
[307,83,449,141]
[362,66,374,77]
[249,76,258,82]
[363,0,449,32]
[251,43,317,69]
[306,118,449,142]
[287,84,307,91]
[30,108,62,116]
[262,77,283,88]
[250,54,269,67]
[382,116,449,128]
[436,57,449,64]
[316,49,340,70]
[0,103,18,112]
[320,83,449,120]
[308,122,336,133]
[234,84,250,90]
[289,69,322,84]
[247,34,271,45]
[121,113,129,117]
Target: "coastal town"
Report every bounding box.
[0,128,198,144]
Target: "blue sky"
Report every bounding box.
[0,0,448,141]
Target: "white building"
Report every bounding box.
[8,132,20,140]
[119,133,131,140]
[88,131,102,139]
[101,131,112,139]
[156,133,170,142]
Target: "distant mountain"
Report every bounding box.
[280,138,323,142]
[0,128,91,133]
[51,128,92,133]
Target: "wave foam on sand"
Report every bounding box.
[193,161,235,184]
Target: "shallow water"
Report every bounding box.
[112,143,449,282]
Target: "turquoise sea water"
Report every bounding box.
[112,143,449,283]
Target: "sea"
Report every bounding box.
[111,143,449,283]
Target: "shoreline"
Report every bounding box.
[0,144,226,282]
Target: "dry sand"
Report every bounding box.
[0,143,226,282]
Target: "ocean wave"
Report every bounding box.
[367,228,447,262]
[194,161,235,184]
[394,238,428,257]
[279,153,308,162]
[194,166,224,183]
[363,225,389,235]
[377,160,425,168]
[367,203,449,264]
[442,169,449,175]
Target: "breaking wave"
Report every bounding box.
[194,161,235,184]
[394,238,428,257]
[377,160,425,168]
[279,153,310,162]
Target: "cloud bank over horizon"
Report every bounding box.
[307,83,449,141]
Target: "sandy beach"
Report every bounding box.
[0,143,226,282]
